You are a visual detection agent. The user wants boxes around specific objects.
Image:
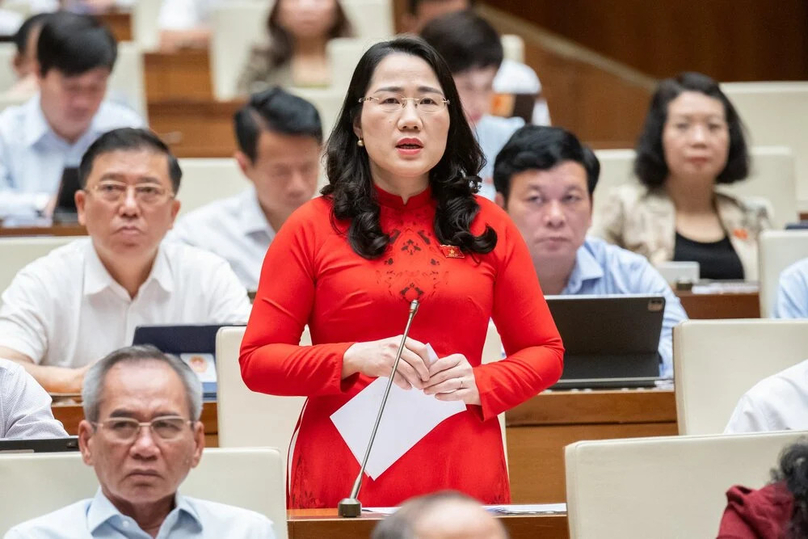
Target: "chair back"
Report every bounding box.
[341,0,393,41]
[210,1,269,100]
[501,34,525,63]
[215,327,306,475]
[593,146,797,230]
[0,447,288,539]
[0,236,80,298]
[758,230,808,317]
[0,43,16,93]
[722,82,808,214]
[176,158,251,216]
[108,42,147,121]
[674,319,808,435]
[131,0,162,51]
[565,431,804,539]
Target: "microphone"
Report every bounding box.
[338,299,420,518]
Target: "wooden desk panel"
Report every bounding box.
[97,12,132,42]
[506,389,676,503]
[145,51,213,101]
[0,224,86,237]
[148,99,243,158]
[676,290,760,319]
[287,509,568,539]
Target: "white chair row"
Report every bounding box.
[758,230,808,317]
[0,447,288,538]
[565,430,803,539]
[593,145,798,231]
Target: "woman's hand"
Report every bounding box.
[342,336,431,390]
[423,354,480,406]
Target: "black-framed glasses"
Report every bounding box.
[92,416,193,443]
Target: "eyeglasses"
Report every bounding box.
[359,94,450,114]
[88,181,174,205]
[92,416,193,443]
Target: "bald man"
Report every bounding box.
[372,491,508,539]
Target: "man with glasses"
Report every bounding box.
[5,345,276,537]
[171,88,321,291]
[0,128,251,393]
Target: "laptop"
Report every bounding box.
[52,167,80,224]
[0,436,79,453]
[132,324,244,399]
[545,295,665,389]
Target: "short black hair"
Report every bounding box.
[407,0,476,15]
[14,13,50,55]
[493,125,600,203]
[634,71,750,188]
[234,87,323,163]
[78,128,182,193]
[419,10,502,74]
[37,12,117,77]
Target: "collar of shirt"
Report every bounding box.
[23,94,124,148]
[83,239,175,298]
[87,488,203,536]
[239,188,276,239]
[562,240,605,294]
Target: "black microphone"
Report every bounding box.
[338,299,420,518]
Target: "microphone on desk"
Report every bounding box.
[338,299,420,518]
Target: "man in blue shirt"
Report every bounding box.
[0,12,143,219]
[6,345,275,538]
[494,125,688,378]
[774,257,808,318]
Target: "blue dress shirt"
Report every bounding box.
[561,237,689,378]
[0,93,144,218]
[4,488,276,538]
[773,257,808,319]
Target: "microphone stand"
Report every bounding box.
[338,299,420,517]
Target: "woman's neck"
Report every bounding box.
[293,36,328,57]
[370,164,429,204]
[665,174,715,214]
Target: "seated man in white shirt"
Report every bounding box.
[3,13,49,100]
[0,128,252,394]
[6,345,276,538]
[0,357,68,439]
[724,359,808,433]
[773,257,808,318]
[494,125,688,378]
[371,491,507,539]
[0,12,144,219]
[171,87,321,291]
[421,11,526,201]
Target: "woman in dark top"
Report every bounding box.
[594,72,771,280]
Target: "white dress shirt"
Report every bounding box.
[170,188,275,291]
[0,94,144,218]
[5,488,276,538]
[0,239,252,368]
[724,359,808,433]
[773,257,808,319]
[0,358,67,439]
[158,0,220,30]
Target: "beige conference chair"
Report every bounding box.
[565,431,804,539]
[758,230,808,318]
[0,43,17,94]
[175,158,251,217]
[722,82,808,214]
[215,326,307,474]
[209,1,269,101]
[341,0,394,41]
[592,146,797,231]
[0,236,80,297]
[107,41,148,121]
[0,447,288,539]
[673,319,808,435]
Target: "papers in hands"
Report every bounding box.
[330,343,466,480]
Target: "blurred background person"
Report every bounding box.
[593,72,771,281]
[372,491,509,539]
[171,87,322,291]
[3,12,49,100]
[237,0,352,93]
[420,10,523,201]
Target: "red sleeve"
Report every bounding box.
[239,200,356,397]
[472,201,565,421]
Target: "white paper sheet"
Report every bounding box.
[330,344,466,480]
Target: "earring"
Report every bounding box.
[357,138,364,147]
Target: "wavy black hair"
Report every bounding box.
[634,71,749,188]
[322,36,496,259]
[772,440,808,539]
